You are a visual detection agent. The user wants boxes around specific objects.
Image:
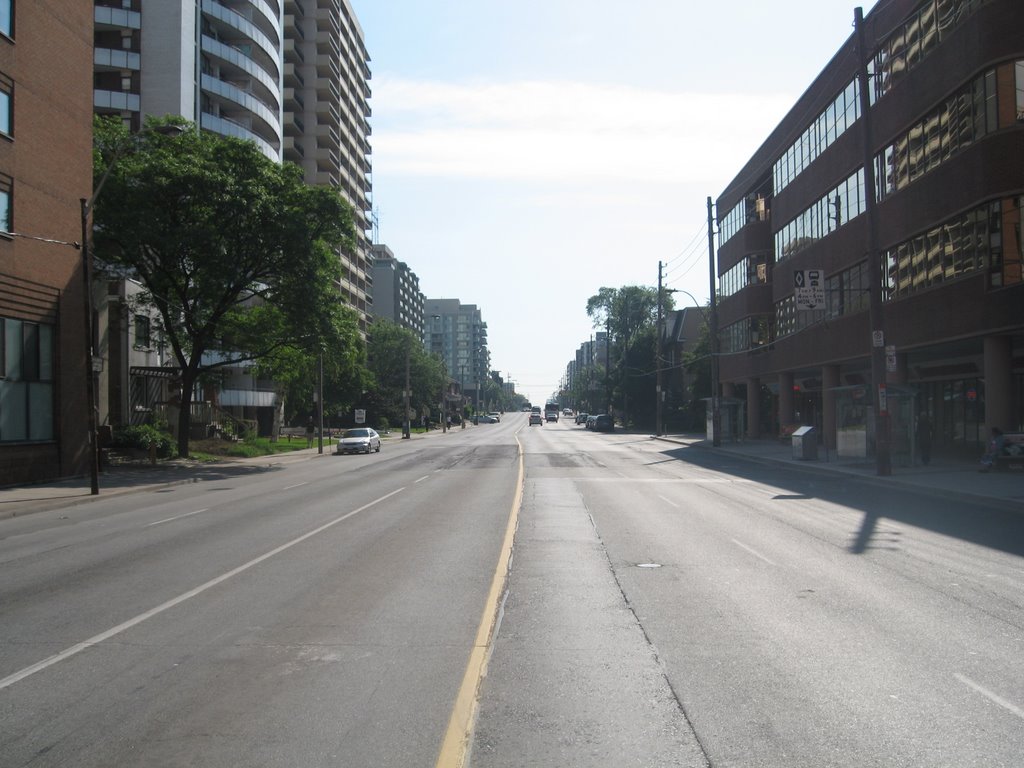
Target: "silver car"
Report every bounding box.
[337,427,381,454]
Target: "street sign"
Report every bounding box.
[885,345,897,373]
[354,409,366,424]
[794,269,824,310]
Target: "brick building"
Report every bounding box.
[715,0,1023,462]
[0,1,94,484]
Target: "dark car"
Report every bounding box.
[591,414,614,432]
[528,413,543,426]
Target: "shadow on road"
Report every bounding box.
[658,443,1024,559]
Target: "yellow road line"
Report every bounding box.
[435,437,524,768]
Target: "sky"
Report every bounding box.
[349,0,879,408]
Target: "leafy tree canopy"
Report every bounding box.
[92,115,358,455]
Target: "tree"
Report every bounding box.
[585,285,668,423]
[366,319,447,428]
[92,116,357,456]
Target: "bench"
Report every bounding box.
[994,432,1024,471]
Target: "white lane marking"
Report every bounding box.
[415,475,431,483]
[283,482,308,490]
[955,673,1024,720]
[147,509,209,527]
[731,538,777,566]
[0,487,406,692]
[657,494,680,509]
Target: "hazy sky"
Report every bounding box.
[349,1,878,407]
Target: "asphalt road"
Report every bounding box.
[0,421,521,768]
[2,414,1022,767]
[472,417,1024,767]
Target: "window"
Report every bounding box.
[134,314,151,348]
[0,74,10,136]
[0,0,11,37]
[1,317,55,442]
[0,173,11,232]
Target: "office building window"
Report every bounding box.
[0,173,11,232]
[0,74,11,136]
[883,197,1022,299]
[0,0,11,37]
[1,317,55,442]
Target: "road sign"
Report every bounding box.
[354,409,366,424]
[885,345,897,373]
[794,269,824,310]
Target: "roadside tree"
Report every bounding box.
[92,116,357,457]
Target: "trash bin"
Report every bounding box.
[792,426,817,460]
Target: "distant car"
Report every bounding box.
[575,412,590,424]
[563,408,573,416]
[337,427,381,454]
[477,414,498,424]
[528,413,543,426]
[487,412,501,422]
[585,415,597,430]
[591,414,614,432]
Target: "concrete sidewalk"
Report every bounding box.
[0,428,451,518]
[655,433,1024,510]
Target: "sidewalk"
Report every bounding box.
[0,428,453,519]
[655,433,1024,510]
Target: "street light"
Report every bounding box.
[80,122,185,494]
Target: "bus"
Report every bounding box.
[544,402,560,422]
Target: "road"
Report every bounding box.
[471,417,1024,767]
[2,414,1023,767]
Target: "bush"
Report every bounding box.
[111,424,177,459]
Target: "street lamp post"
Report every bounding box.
[402,339,411,439]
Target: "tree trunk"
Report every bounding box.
[176,369,198,458]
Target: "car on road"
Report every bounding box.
[575,412,590,424]
[477,413,498,424]
[528,413,543,426]
[591,414,614,432]
[487,412,502,422]
[336,427,381,454]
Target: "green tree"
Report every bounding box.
[586,285,668,423]
[366,319,447,428]
[92,116,356,456]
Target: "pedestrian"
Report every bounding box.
[916,412,932,466]
[979,426,1004,472]
[305,416,315,448]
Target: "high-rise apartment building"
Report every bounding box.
[424,299,489,407]
[94,0,285,161]
[283,0,373,325]
[371,244,425,337]
[715,0,1022,460]
[1,2,94,484]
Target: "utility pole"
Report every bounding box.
[317,349,324,454]
[855,6,891,476]
[656,261,665,436]
[707,196,721,447]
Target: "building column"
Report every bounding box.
[984,335,1012,433]
[778,371,794,432]
[746,377,761,439]
[822,364,840,450]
